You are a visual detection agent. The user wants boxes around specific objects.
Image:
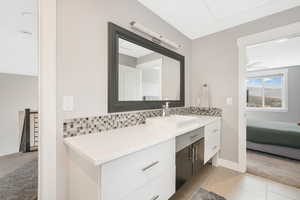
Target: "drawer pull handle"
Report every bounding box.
[194,145,198,161]
[213,129,219,133]
[142,161,159,172]
[188,146,193,160]
[212,145,218,150]
[151,195,160,200]
[192,147,195,163]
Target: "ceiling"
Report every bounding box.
[138,0,300,39]
[247,36,300,71]
[119,38,153,58]
[0,0,37,76]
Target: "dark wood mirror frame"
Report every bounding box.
[108,22,185,113]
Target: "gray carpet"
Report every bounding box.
[0,152,37,178]
[0,157,38,200]
[191,188,226,200]
[247,150,300,188]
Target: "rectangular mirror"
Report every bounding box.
[108,22,184,112]
[118,38,181,101]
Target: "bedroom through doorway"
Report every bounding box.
[245,35,300,188]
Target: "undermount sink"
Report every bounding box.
[166,115,199,129]
[146,114,200,133]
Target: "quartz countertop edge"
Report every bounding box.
[64,116,221,166]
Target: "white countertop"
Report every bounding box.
[64,115,220,166]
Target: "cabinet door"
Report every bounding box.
[176,145,193,190]
[192,139,204,176]
[204,120,221,164]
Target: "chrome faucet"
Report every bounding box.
[162,102,170,117]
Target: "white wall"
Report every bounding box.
[0,0,38,76]
[56,0,192,199]
[247,66,300,123]
[247,37,300,70]
[190,6,300,163]
[0,73,38,156]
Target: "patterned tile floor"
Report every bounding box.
[172,165,300,200]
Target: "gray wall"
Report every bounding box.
[161,56,180,100]
[247,66,300,123]
[137,52,162,65]
[119,54,137,67]
[57,0,191,120]
[56,0,192,199]
[137,52,181,100]
[0,73,38,156]
[190,6,300,163]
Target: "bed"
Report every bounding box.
[247,119,300,160]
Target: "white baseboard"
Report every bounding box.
[217,158,244,172]
[0,151,19,157]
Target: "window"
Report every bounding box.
[246,70,288,111]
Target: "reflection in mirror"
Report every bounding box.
[118,38,180,101]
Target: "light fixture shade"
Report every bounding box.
[130,21,181,49]
[160,37,181,49]
[130,21,162,39]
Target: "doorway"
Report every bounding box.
[0,0,39,199]
[237,22,300,184]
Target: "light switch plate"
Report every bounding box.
[63,96,74,111]
[226,97,233,105]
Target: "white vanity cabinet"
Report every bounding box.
[175,118,221,164]
[66,115,222,200]
[67,139,176,200]
[204,119,221,163]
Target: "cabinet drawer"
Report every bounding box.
[204,120,221,163]
[101,139,175,200]
[176,128,204,152]
[122,167,175,200]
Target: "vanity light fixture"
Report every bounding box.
[130,21,181,49]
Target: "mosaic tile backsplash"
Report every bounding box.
[63,106,222,138]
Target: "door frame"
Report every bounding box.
[237,22,300,172]
[39,0,57,199]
